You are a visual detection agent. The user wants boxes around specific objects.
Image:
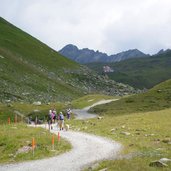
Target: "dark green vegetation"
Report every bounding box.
[0,124,71,163]
[0,17,136,103]
[91,79,171,115]
[86,50,171,89]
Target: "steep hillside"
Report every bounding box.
[91,79,171,115]
[0,17,136,103]
[87,50,171,89]
[59,44,148,64]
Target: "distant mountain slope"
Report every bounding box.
[0,17,136,103]
[86,50,171,89]
[59,44,148,64]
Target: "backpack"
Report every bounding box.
[51,112,55,119]
[59,114,64,120]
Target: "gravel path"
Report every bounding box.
[73,99,118,120]
[0,99,122,171]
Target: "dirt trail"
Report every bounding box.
[0,99,121,171]
[73,99,118,120]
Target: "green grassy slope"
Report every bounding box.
[0,17,82,102]
[86,51,171,89]
[0,17,136,103]
[91,79,171,115]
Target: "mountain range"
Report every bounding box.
[59,44,149,63]
[86,50,171,89]
[0,17,137,103]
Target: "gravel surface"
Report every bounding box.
[0,99,122,171]
[73,99,118,120]
[0,129,121,171]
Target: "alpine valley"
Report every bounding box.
[0,17,136,103]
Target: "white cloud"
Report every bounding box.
[0,0,171,55]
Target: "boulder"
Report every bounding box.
[145,134,155,137]
[159,158,171,163]
[149,161,168,167]
[33,101,41,106]
[120,132,131,136]
[16,146,32,155]
[5,99,11,103]
[110,128,117,132]
[121,125,125,129]
[162,138,171,143]
[82,126,88,130]
[33,109,40,113]
[99,168,108,171]
[88,163,99,170]
[98,116,103,120]
[7,103,13,107]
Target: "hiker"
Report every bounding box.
[47,109,53,130]
[59,112,64,130]
[56,112,60,129]
[67,108,71,120]
[51,109,57,123]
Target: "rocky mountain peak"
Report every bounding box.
[157,49,171,55]
[59,44,148,64]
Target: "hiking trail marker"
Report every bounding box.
[32,137,35,157]
[58,132,60,141]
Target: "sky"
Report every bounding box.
[0,0,171,55]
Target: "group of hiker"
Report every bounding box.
[47,108,72,130]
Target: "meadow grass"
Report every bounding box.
[91,79,171,116]
[0,102,72,164]
[68,95,171,171]
[0,123,71,164]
